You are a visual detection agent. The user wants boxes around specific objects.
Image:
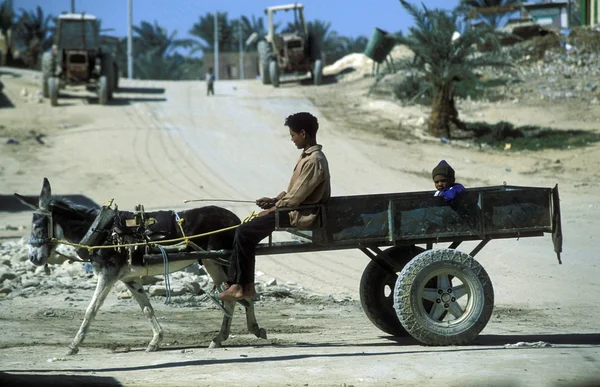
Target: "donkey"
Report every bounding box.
[15,178,267,355]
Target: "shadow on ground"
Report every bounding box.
[0,372,122,387]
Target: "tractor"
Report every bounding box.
[257,3,323,87]
[41,13,118,106]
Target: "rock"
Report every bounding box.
[183,280,201,295]
[117,289,132,299]
[0,287,12,295]
[0,270,17,282]
[265,278,278,287]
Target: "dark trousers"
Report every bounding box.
[207,82,214,96]
[227,212,276,285]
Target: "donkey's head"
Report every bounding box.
[14,178,60,266]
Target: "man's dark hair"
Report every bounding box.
[285,112,319,137]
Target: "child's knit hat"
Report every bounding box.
[432,160,455,179]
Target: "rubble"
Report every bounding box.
[0,239,333,303]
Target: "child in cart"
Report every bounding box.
[432,160,466,204]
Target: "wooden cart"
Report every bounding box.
[144,184,562,346]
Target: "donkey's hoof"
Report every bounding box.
[146,344,159,352]
[258,328,268,340]
[66,346,79,356]
[209,340,221,349]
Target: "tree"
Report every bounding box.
[13,5,53,68]
[133,20,190,58]
[459,0,527,29]
[188,12,237,54]
[0,0,15,63]
[396,0,509,138]
[239,14,277,51]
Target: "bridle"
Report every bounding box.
[29,208,55,248]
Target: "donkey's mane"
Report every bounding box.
[50,196,101,221]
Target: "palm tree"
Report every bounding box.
[0,0,15,64]
[459,0,527,28]
[396,0,509,138]
[188,12,237,54]
[239,14,271,51]
[343,35,369,53]
[13,5,53,68]
[133,20,190,58]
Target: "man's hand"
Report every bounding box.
[256,197,277,210]
[258,207,276,217]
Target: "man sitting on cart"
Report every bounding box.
[219,112,331,302]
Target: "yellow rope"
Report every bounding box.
[53,210,259,253]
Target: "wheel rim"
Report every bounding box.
[416,267,480,327]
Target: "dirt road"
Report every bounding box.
[0,68,599,386]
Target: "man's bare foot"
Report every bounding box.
[218,284,244,302]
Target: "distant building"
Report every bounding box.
[202,51,260,80]
[521,1,570,29]
[580,0,600,26]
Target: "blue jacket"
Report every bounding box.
[434,183,466,203]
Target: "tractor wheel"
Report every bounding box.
[394,248,494,346]
[41,52,54,98]
[98,75,109,105]
[258,41,272,85]
[269,60,280,88]
[112,62,119,92]
[313,59,323,86]
[48,77,58,107]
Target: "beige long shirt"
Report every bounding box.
[275,145,331,229]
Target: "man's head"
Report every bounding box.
[285,112,319,149]
[432,160,455,191]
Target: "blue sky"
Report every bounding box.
[15,0,462,42]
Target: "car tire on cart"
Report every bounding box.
[394,248,494,346]
[359,246,424,336]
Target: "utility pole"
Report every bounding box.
[71,0,75,12]
[239,20,244,80]
[127,0,133,79]
[214,12,219,80]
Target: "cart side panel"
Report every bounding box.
[392,192,482,240]
[325,195,399,242]
[481,188,552,233]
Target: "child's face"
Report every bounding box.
[433,174,453,191]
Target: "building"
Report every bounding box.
[580,0,600,26]
[521,1,570,29]
[202,51,260,80]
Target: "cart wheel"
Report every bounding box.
[359,246,424,336]
[394,248,494,346]
[48,77,58,107]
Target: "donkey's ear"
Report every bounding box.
[39,177,52,209]
[14,193,39,210]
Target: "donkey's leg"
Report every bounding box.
[208,300,236,349]
[240,298,268,340]
[67,272,118,355]
[122,279,164,352]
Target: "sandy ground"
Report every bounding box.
[0,67,599,387]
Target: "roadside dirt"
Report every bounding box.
[0,67,599,387]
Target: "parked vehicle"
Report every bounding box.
[257,3,323,87]
[41,13,118,106]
